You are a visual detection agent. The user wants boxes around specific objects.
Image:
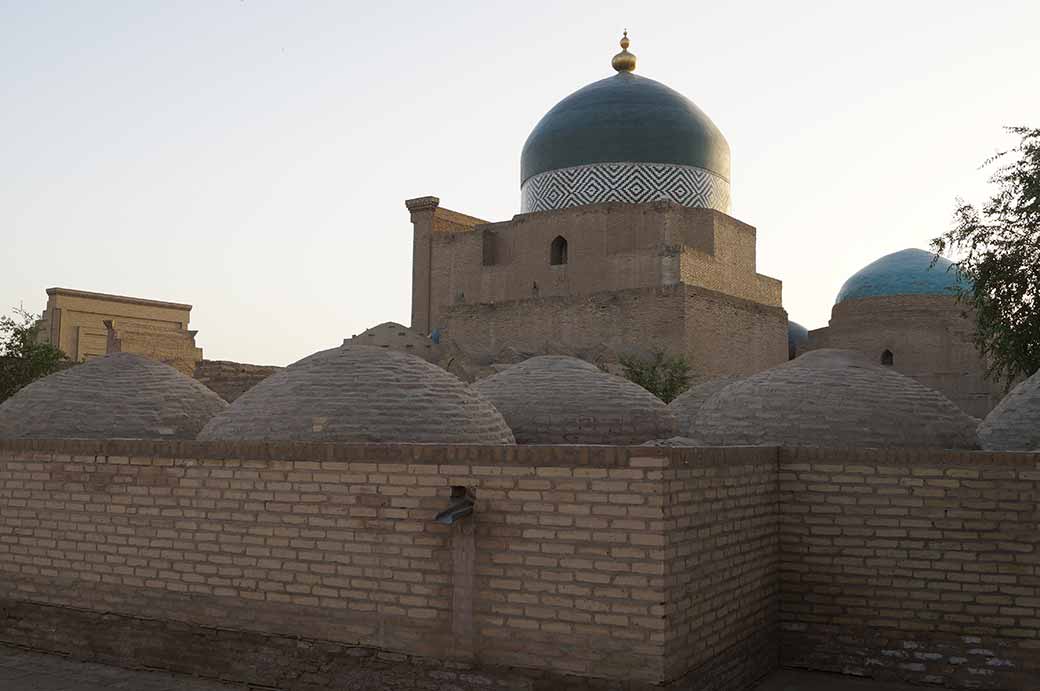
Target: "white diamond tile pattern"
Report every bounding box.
[521,162,731,213]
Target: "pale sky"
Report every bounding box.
[2,1,1037,366]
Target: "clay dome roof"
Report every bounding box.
[693,349,978,449]
[836,248,969,305]
[473,356,675,444]
[977,370,1040,451]
[0,352,227,440]
[197,345,515,444]
[668,376,742,438]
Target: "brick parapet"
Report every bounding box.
[0,442,728,684]
[2,441,1039,689]
[778,447,1040,688]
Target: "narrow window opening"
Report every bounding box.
[881,349,894,366]
[550,236,568,265]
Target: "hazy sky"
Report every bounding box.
[2,1,1037,366]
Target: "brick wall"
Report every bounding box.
[0,440,779,688]
[192,359,282,402]
[3,440,1037,690]
[663,448,780,689]
[779,448,1040,689]
[806,295,1006,417]
[443,284,787,377]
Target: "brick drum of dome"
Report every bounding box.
[668,375,742,438]
[197,345,515,444]
[473,355,675,444]
[693,349,978,449]
[0,352,228,440]
[978,369,1040,451]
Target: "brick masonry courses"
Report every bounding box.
[806,295,1007,418]
[407,199,788,378]
[0,439,1037,690]
[778,447,1040,689]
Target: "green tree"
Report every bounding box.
[932,126,1040,387]
[0,307,67,402]
[618,350,691,403]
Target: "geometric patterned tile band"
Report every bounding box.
[520,161,731,214]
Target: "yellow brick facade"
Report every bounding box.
[35,287,203,375]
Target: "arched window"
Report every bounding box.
[881,349,894,366]
[550,236,568,266]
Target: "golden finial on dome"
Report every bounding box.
[611,29,637,72]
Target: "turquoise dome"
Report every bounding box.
[787,321,809,360]
[836,249,969,304]
[519,40,733,215]
[521,72,730,185]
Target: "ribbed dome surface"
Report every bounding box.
[836,248,969,304]
[978,370,1040,451]
[668,376,742,438]
[521,72,730,184]
[694,349,977,449]
[198,345,515,444]
[473,356,675,444]
[0,352,227,440]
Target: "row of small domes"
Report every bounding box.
[0,347,1036,451]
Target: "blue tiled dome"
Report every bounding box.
[521,72,730,186]
[518,35,731,214]
[836,248,969,305]
[787,321,809,360]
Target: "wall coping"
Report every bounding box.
[46,287,192,312]
[0,439,1036,468]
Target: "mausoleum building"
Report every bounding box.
[407,35,788,378]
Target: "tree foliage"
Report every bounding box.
[0,307,67,403]
[618,350,691,403]
[932,126,1040,387]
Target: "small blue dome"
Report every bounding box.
[787,321,809,360]
[836,248,969,305]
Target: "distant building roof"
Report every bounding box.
[0,352,226,440]
[46,287,192,311]
[835,248,969,304]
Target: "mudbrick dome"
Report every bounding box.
[977,370,1040,451]
[520,33,730,214]
[693,349,978,449]
[473,355,675,444]
[668,376,742,438]
[0,352,227,440]
[198,344,515,444]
